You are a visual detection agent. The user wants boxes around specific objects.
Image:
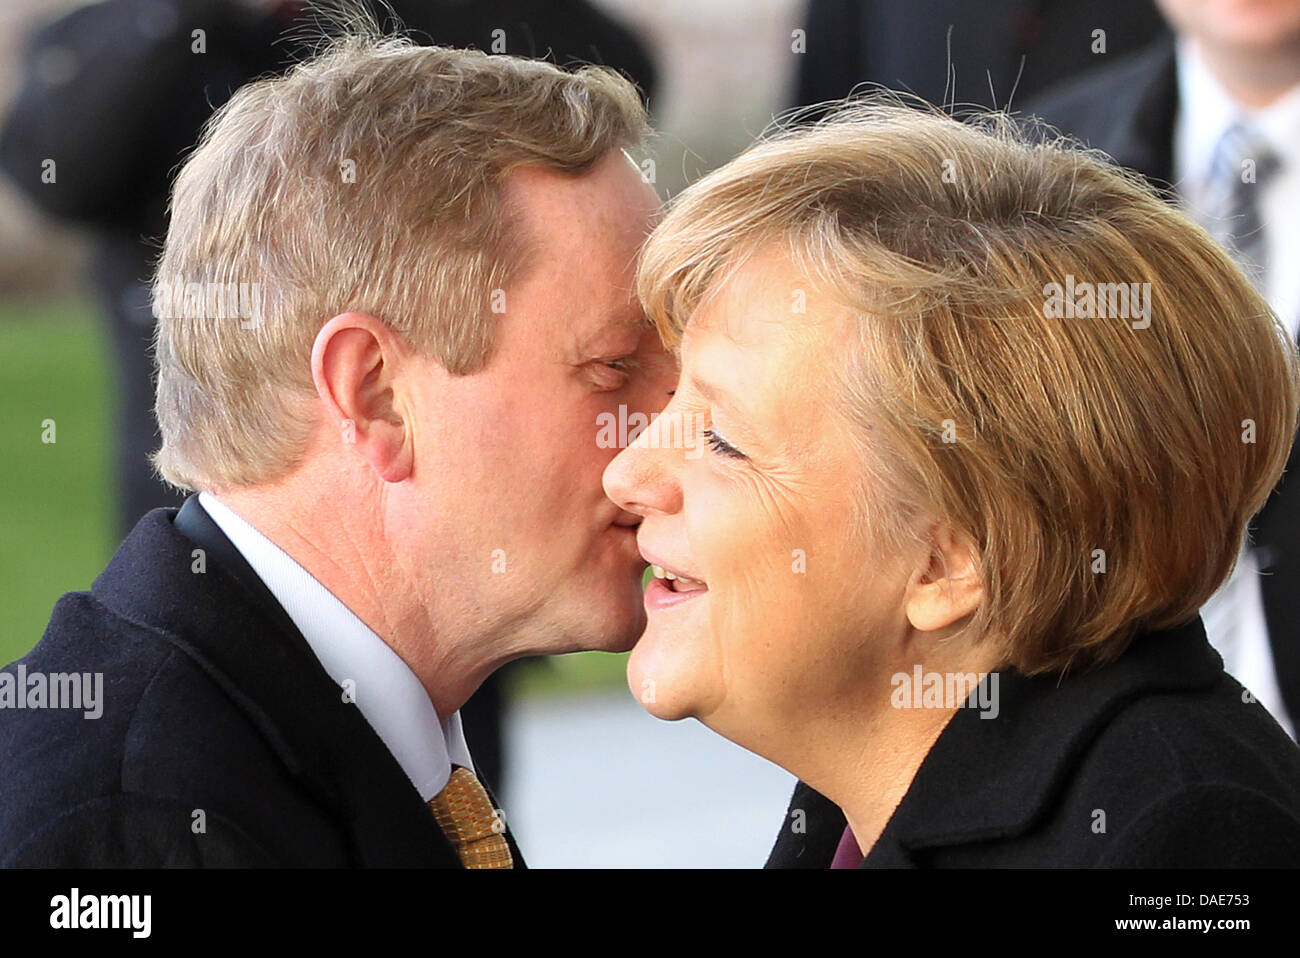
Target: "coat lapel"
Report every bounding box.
[1029,35,1178,193]
[865,619,1222,865]
[93,500,526,867]
[766,618,1223,868]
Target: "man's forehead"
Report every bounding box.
[505,173,653,279]
[498,153,657,352]
[503,151,655,225]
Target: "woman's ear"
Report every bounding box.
[904,524,984,632]
[311,312,413,484]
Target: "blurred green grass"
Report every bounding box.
[0,298,114,667]
[0,296,628,696]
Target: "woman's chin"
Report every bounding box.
[626,631,709,722]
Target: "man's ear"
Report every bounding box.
[904,524,984,632]
[311,312,412,484]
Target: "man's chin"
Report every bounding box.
[590,607,647,654]
[596,633,639,655]
[548,596,646,655]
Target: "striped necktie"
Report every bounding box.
[1201,122,1279,291]
[428,765,514,869]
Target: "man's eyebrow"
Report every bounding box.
[575,309,650,356]
[572,308,637,345]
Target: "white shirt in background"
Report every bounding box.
[1172,37,1300,738]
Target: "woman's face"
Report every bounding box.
[603,250,927,753]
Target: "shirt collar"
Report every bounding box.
[1251,80,1300,161]
[1175,36,1245,186]
[198,491,471,800]
[1176,35,1300,185]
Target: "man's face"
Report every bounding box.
[1157,0,1300,53]
[403,150,672,663]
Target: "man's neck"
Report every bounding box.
[209,481,491,719]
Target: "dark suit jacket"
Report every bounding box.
[1025,34,1178,189]
[1024,37,1300,731]
[767,617,1300,867]
[794,0,1167,111]
[0,496,525,867]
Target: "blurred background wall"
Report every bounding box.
[0,0,87,297]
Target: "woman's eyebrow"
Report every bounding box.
[690,375,742,418]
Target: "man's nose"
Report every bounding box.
[602,408,683,518]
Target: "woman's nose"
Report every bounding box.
[602,410,683,518]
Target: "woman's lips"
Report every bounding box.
[648,564,707,590]
[639,548,708,609]
[644,575,708,610]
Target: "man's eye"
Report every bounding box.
[587,358,635,389]
[703,427,746,459]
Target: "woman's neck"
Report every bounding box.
[829,705,960,857]
[777,653,1000,857]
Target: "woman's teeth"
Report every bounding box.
[649,564,707,591]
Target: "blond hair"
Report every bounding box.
[637,99,1300,675]
[152,33,649,490]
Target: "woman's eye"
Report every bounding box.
[703,427,746,459]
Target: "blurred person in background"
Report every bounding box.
[793,0,1166,110]
[604,101,1300,867]
[1028,0,1300,740]
[0,0,657,798]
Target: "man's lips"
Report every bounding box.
[611,510,642,530]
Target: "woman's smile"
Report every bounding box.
[641,549,709,610]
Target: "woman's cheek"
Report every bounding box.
[684,465,769,559]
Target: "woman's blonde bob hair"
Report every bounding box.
[636,98,1300,676]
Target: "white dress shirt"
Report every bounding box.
[198,491,473,800]
[1174,37,1300,333]
[1172,38,1300,738]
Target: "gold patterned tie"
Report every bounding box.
[428,766,514,869]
